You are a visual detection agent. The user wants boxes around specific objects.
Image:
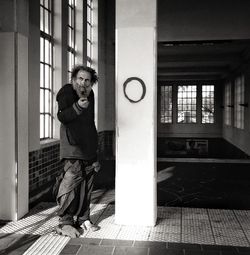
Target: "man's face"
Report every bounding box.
[72,70,93,98]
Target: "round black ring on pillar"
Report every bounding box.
[123,77,146,103]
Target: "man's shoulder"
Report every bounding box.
[57,84,74,99]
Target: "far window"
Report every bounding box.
[202,85,214,123]
[160,85,172,123]
[234,75,245,129]
[177,85,197,123]
[224,82,232,126]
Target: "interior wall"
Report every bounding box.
[97,0,116,132]
[0,33,16,220]
[28,0,40,151]
[223,63,250,155]
[158,0,250,42]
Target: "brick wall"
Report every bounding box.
[29,142,63,204]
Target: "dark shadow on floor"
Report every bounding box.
[157,162,250,209]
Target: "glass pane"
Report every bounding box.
[45,90,50,112]
[40,64,44,88]
[87,23,91,40]
[40,89,44,112]
[68,6,72,26]
[40,114,44,139]
[40,8,44,31]
[45,39,49,63]
[44,10,49,34]
[87,40,91,58]
[45,114,49,138]
[40,38,44,62]
[45,65,49,88]
[44,0,49,9]
[177,85,197,123]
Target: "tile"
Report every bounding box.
[237,246,250,252]
[100,239,133,247]
[168,242,202,251]
[78,244,114,255]
[60,244,81,254]
[185,251,220,255]
[149,247,184,255]
[133,240,166,248]
[117,226,151,241]
[68,237,102,245]
[113,246,148,255]
[148,231,180,242]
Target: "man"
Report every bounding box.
[56,65,100,238]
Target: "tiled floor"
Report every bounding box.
[0,198,250,255]
[1,159,250,255]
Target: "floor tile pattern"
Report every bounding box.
[1,202,250,254]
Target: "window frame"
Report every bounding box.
[201,85,215,124]
[40,0,54,140]
[67,0,77,80]
[177,85,197,124]
[160,85,173,124]
[234,75,245,129]
[87,0,93,67]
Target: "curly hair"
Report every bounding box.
[71,65,98,84]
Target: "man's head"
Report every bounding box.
[71,65,98,98]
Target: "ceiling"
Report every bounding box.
[157,40,250,81]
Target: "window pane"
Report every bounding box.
[40,64,44,88]
[40,89,44,112]
[234,75,244,129]
[68,6,72,26]
[160,86,172,123]
[44,39,49,63]
[44,0,49,9]
[40,0,53,140]
[177,85,197,123]
[202,85,214,123]
[45,90,50,112]
[40,8,44,31]
[40,115,44,138]
[45,114,50,138]
[40,38,44,62]
[44,10,49,34]
[44,65,49,88]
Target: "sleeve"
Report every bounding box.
[56,89,85,125]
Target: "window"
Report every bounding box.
[160,86,172,123]
[177,85,197,123]
[68,0,76,80]
[202,85,214,123]
[87,0,93,66]
[234,75,245,129]
[40,0,53,140]
[224,82,232,126]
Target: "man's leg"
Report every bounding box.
[77,161,100,231]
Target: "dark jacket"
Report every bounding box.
[56,84,98,160]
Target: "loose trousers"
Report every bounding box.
[57,159,95,226]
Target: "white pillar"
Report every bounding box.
[0,1,29,221]
[115,0,157,226]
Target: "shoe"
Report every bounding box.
[82,220,100,232]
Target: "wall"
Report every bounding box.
[98,0,116,132]
[158,0,250,42]
[28,0,40,151]
[0,0,29,220]
[223,63,250,156]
